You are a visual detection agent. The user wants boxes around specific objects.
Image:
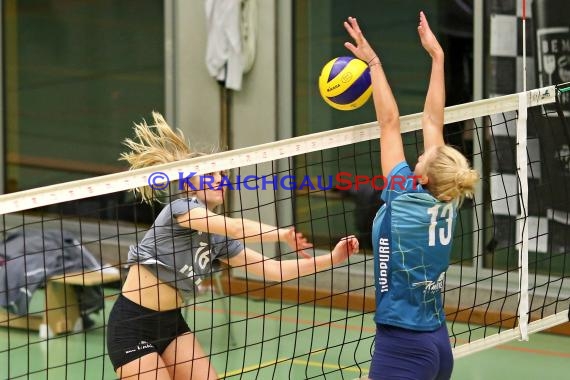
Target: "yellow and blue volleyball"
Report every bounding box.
[318,56,372,111]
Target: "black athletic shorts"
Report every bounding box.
[106,294,191,370]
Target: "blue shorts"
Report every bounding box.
[368,323,453,380]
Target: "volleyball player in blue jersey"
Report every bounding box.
[344,12,479,379]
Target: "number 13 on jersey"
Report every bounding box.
[427,203,454,246]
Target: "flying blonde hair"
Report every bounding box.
[120,112,205,202]
[424,145,479,205]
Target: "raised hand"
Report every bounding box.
[283,228,314,259]
[331,235,360,265]
[343,16,378,64]
[417,11,443,58]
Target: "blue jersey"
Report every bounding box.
[371,162,457,331]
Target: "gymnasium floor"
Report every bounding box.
[1,289,569,380]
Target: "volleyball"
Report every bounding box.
[318,56,372,111]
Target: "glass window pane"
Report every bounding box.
[293,0,474,255]
[4,0,164,192]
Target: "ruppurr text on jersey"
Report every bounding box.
[378,237,390,293]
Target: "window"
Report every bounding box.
[292,0,474,255]
[4,0,164,192]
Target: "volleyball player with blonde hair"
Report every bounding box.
[106,112,359,380]
[344,12,478,379]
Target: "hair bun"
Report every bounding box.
[455,168,479,198]
[454,169,466,188]
[426,145,480,204]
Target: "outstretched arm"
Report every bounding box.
[418,11,445,150]
[344,17,405,176]
[222,236,359,282]
[176,208,313,257]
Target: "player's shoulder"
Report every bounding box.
[166,197,205,217]
[391,193,458,218]
[392,190,436,206]
[171,197,204,208]
[387,161,413,177]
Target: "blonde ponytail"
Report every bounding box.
[120,112,202,202]
[425,145,479,205]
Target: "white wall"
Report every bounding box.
[168,0,281,151]
[167,0,292,252]
[232,1,278,149]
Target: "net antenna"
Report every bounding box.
[516,0,530,341]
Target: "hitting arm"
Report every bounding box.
[343,17,405,175]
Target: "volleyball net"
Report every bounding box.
[1,84,569,379]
